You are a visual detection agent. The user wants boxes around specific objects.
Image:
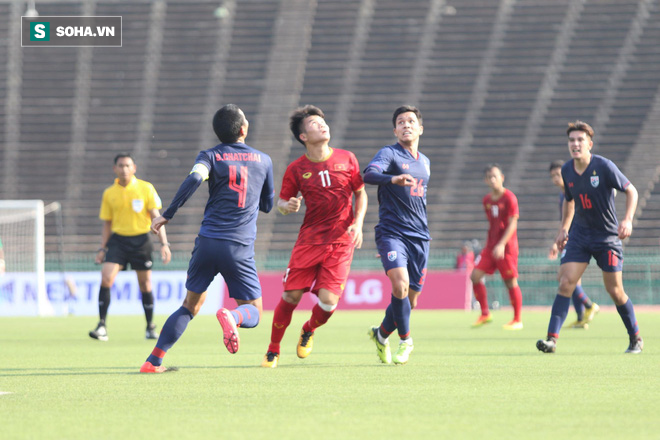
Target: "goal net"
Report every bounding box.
[0,200,52,316]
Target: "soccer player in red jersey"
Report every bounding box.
[261,105,367,368]
[471,164,523,330]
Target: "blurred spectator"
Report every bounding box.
[455,240,474,273]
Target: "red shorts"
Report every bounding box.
[475,247,518,280]
[283,243,355,296]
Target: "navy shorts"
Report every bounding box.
[105,233,153,271]
[561,229,623,272]
[376,233,429,292]
[186,235,262,300]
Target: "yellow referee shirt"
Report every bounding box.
[99,176,162,236]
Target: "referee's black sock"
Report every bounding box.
[98,286,111,324]
[142,291,154,326]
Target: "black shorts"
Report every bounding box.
[105,233,153,271]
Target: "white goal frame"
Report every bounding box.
[0,200,51,316]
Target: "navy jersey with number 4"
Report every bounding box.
[561,154,630,237]
[194,143,274,244]
[364,143,430,240]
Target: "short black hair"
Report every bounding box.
[483,163,502,175]
[213,104,245,143]
[114,152,134,164]
[392,105,423,127]
[549,160,563,172]
[289,105,325,146]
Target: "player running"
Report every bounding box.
[471,164,523,330]
[140,104,274,373]
[261,105,367,368]
[364,105,430,365]
[548,160,599,328]
[537,121,642,354]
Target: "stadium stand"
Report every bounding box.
[2,0,659,260]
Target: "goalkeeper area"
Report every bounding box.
[0,310,658,439]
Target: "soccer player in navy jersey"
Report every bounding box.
[537,121,643,354]
[261,105,367,368]
[548,160,599,328]
[364,105,430,365]
[471,164,523,330]
[140,104,275,373]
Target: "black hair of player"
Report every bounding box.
[114,152,134,164]
[483,163,503,175]
[213,104,245,143]
[392,105,423,127]
[549,160,564,172]
[289,105,325,146]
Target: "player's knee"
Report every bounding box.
[318,301,337,312]
[557,278,575,296]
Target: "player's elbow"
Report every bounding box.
[260,196,274,213]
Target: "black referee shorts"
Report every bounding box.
[104,233,154,271]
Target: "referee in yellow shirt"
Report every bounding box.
[89,153,171,341]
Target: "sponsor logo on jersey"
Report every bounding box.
[132,199,144,213]
[590,175,599,188]
[402,163,410,170]
[303,172,312,179]
[568,182,574,187]
[387,251,397,261]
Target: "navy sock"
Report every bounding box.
[571,288,585,321]
[391,295,412,339]
[547,294,571,338]
[379,304,396,338]
[616,299,639,337]
[98,286,110,323]
[141,291,154,325]
[146,306,194,366]
[230,304,260,328]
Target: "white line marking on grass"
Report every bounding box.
[0,391,13,395]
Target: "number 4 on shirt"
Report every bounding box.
[229,165,248,208]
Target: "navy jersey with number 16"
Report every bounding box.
[561,154,630,237]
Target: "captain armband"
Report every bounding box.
[190,163,210,181]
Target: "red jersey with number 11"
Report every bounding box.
[280,148,364,245]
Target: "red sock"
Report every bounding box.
[268,298,297,354]
[508,286,522,322]
[473,282,489,316]
[302,304,335,333]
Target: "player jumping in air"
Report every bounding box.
[364,105,430,365]
[537,121,642,354]
[548,160,599,328]
[140,104,274,373]
[471,164,523,330]
[261,105,367,368]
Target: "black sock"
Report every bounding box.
[142,291,154,326]
[98,286,111,323]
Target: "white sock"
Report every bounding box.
[377,329,388,345]
[400,337,413,345]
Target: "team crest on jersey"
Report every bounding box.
[590,176,599,188]
[387,251,397,261]
[132,199,144,213]
[302,172,312,179]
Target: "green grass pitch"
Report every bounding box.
[1,309,659,439]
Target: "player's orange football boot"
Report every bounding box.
[297,329,314,358]
[139,361,167,373]
[471,314,493,328]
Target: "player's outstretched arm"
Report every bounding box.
[619,183,638,239]
[277,196,302,215]
[159,171,205,223]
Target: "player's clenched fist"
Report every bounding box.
[278,195,303,215]
[391,174,415,187]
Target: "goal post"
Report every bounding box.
[0,200,52,316]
